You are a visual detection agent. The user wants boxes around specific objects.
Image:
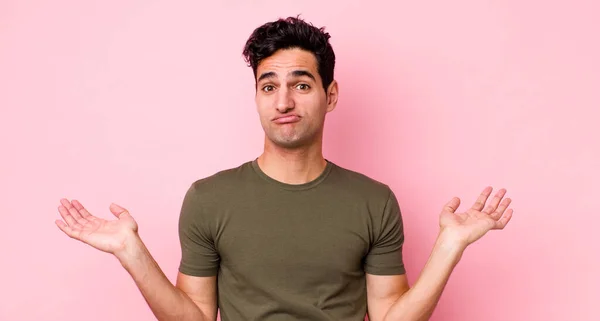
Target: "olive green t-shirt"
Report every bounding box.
[178,159,405,321]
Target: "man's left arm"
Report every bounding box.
[366,230,463,321]
[367,186,513,321]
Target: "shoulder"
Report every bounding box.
[190,162,252,191]
[328,161,395,202]
[179,161,254,223]
[327,162,403,228]
[184,161,254,203]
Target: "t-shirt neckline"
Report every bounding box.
[250,158,333,191]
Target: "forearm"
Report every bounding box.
[116,234,209,321]
[384,230,466,321]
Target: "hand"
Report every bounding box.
[55,199,139,256]
[439,186,513,248]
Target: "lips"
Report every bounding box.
[273,115,301,124]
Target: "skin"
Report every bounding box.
[55,47,513,321]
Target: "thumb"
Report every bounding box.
[109,203,129,218]
[443,197,461,213]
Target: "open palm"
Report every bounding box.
[55,199,138,255]
[439,186,513,246]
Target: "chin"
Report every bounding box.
[267,135,311,149]
[272,139,306,149]
[264,126,321,149]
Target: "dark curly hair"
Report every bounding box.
[242,16,336,93]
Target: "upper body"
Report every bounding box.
[55,15,514,321]
[178,158,406,320]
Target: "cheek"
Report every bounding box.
[301,94,327,115]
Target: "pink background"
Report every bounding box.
[1,1,598,320]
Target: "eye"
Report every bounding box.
[296,83,310,91]
[262,85,275,92]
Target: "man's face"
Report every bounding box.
[255,48,337,149]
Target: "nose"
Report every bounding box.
[275,86,295,113]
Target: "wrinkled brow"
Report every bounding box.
[289,70,316,81]
[257,70,316,82]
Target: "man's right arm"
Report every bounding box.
[117,233,218,321]
[55,199,217,321]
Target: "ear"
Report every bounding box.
[326,80,339,113]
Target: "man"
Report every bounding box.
[55,16,513,321]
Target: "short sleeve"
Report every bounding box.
[364,188,406,275]
[178,183,220,276]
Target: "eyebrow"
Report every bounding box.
[257,70,316,82]
[289,70,316,81]
[257,71,277,82]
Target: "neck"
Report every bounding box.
[257,137,327,185]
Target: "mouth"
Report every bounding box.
[272,114,301,124]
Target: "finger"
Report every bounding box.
[58,204,78,227]
[442,197,461,213]
[72,200,93,219]
[57,205,86,230]
[55,219,80,239]
[490,198,512,220]
[471,186,493,211]
[493,208,513,229]
[109,203,129,219]
[482,188,507,214]
[60,198,86,223]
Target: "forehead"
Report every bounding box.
[256,48,319,78]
